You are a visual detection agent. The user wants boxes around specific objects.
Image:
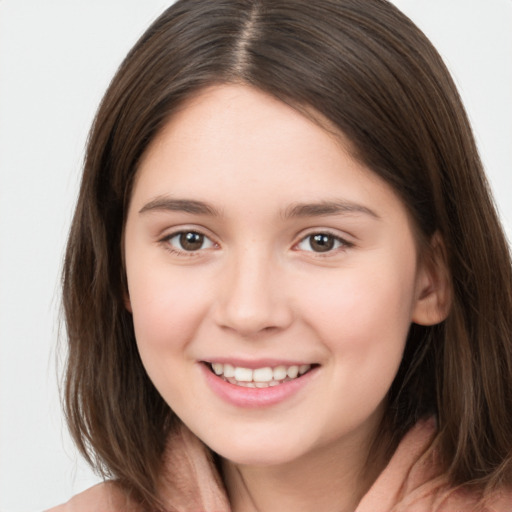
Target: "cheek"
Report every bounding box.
[297,264,416,434]
[296,256,417,383]
[126,265,215,410]
[127,264,211,357]
[300,264,415,336]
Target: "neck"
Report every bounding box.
[221,415,392,512]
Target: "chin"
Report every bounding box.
[205,429,314,467]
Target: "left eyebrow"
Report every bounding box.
[282,200,380,219]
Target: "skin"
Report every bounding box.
[123,84,447,512]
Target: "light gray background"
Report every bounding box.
[0,1,511,511]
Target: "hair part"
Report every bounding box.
[63,0,512,508]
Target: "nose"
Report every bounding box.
[213,248,293,337]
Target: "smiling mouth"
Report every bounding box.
[205,362,316,388]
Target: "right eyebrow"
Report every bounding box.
[138,196,221,216]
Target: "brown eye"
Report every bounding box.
[310,234,334,252]
[166,231,215,252]
[180,232,204,251]
[297,233,348,253]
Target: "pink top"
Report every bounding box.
[48,419,512,511]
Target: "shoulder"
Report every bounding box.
[45,481,143,512]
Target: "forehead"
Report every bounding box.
[131,84,409,226]
[141,84,349,167]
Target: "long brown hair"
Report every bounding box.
[63,0,512,508]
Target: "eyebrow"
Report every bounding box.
[138,196,379,220]
[283,200,380,219]
[139,196,221,216]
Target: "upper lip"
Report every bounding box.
[202,358,316,369]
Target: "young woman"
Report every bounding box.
[50,0,512,510]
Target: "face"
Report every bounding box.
[124,84,434,467]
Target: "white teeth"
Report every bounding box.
[273,365,287,380]
[253,367,273,382]
[223,363,235,378]
[287,365,299,379]
[299,364,310,375]
[234,367,253,382]
[212,363,223,375]
[209,362,313,387]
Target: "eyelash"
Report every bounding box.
[159,230,353,257]
[294,231,354,255]
[160,230,217,256]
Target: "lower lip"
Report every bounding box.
[200,363,318,408]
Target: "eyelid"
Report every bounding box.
[293,229,354,254]
[159,226,219,256]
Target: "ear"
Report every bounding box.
[412,232,452,326]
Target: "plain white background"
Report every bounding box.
[0,1,510,511]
